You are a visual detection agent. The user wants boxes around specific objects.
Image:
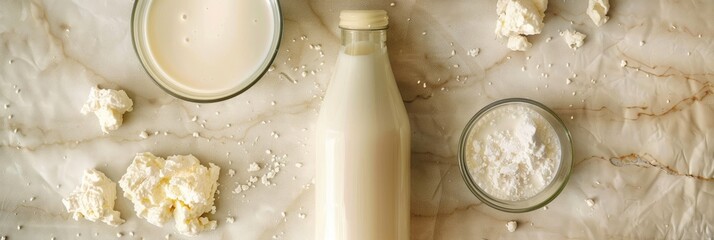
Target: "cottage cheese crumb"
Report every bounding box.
[80,87,134,133]
[560,30,586,50]
[507,35,532,52]
[587,0,610,26]
[62,169,124,226]
[119,152,220,236]
[506,220,518,232]
[139,131,149,139]
[620,60,628,67]
[248,162,261,172]
[586,198,595,207]
[495,0,547,51]
[226,217,235,223]
[467,48,480,57]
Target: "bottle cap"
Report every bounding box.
[339,10,388,30]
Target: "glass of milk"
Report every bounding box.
[131,0,282,102]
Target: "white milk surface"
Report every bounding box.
[144,0,275,95]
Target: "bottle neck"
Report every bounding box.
[340,28,387,56]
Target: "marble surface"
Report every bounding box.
[1,0,713,239]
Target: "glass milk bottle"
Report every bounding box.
[315,10,410,240]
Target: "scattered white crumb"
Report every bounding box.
[192,132,200,138]
[116,232,123,237]
[226,217,235,223]
[248,162,261,172]
[506,220,517,232]
[639,41,645,46]
[191,116,197,122]
[560,30,586,50]
[620,60,627,67]
[566,78,573,85]
[295,162,303,168]
[467,48,480,57]
[139,131,148,139]
[281,212,287,217]
[586,198,595,207]
[298,213,306,219]
[228,169,236,177]
[129,232,134,236]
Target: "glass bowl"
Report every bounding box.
[131,0,283,103]
[458,98,573,212]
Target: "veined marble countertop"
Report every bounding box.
[1,0,713,239]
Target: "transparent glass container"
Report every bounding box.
[131,0,282,103]
[458,98,573,212]
[315,12,410,240]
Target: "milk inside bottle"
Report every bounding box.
[315,10,411,240]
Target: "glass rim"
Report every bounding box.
[130,0,283,103]
[458,98,573,213]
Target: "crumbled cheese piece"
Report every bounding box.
[620,60,627,67]
[495,0,547,51]
[560,30,586,50]
[507,35,532,52]
[506,220,517,232]
[587,0,610,26]
[566,78,573,85]
[119,152,220,236]
[80,87,134,133]
[226,217,235,223]
[116,232,123,237]
[62,169,125,226]
[295,162,303,168]
[586,198,596,207]
[467,48,480,57]
[227,169,236,177]
[247,162,261,172]
[298,213,306,219]
[139,131,149,139]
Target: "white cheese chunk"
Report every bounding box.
[507,35,532,51]
[62,169,124,226]
[587,0,610,26]
[506,220,518,232]
[560,30,586,50]
[80,87,134,133]
[495,0,548,51]
[119,152,220,236]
